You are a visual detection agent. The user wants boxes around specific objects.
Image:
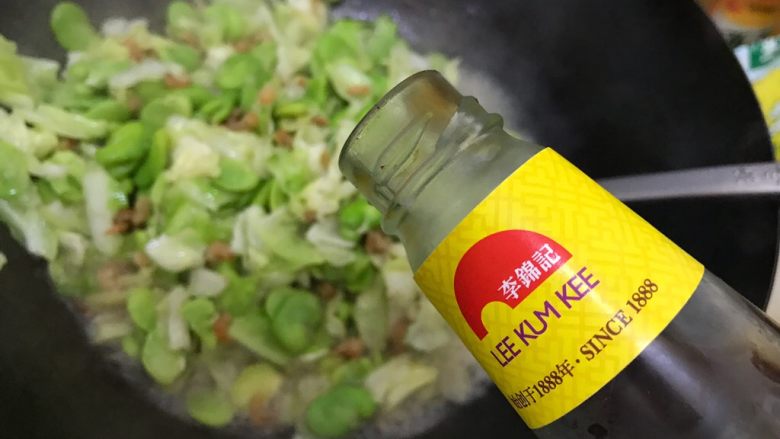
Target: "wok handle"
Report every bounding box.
[598,162,780,202]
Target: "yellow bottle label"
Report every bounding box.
[413,148,704,428]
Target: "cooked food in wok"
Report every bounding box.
[0,1,483,437]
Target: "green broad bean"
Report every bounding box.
[209,103,234,125]
[134,81,168,105]
[165,203,213,242]
[268,180,287,211]
[47,176,82,203]
[127,287,157,332]
[49,150,86,178]
[313,20,365,67]
[332,357,374,385]
[171,85,213,109]
[166,1,199,38]
[117,178,134,196]
[344,254,376,293]
[177,177,238,211]
[204,3,246,42]
[305,74,329,106]
[132,229,151,249]
[95,60,135,87]
[107,161,141,180]
[216,54,262,90]
[185,388,234,427]
[313,264,343,283]
[166,1,195,22]
[64,62,91,83]
[335,301,352,321]
[305,385,377,439]
[213,158,259,193]
[86,100,132,123]
[95,122,151,168]
[49,82,101,112]
[140,95,192,130]
[251,180,272,208]
[67,59,131,88]
[0,141,31,201]
[267,151,311,194]
[227,188,257,211]
[366,15,398,62]
[338,198,381,240]
[254,105,273,135]
[268,289,322,354]
[274,101,309,119]
[230,363,283,408]
[197,95,235,124]
[339,226,360,241]
[141,328,186,385]
[338,199,366,230]
[181,297,217,350]
[50,2,99,51]
[134,129,170,190]
[36,180,58,204]
[264,287,295,317]
[370,73,388,99]
[250,42,278,73]
[319,355,345,376]
[239,77,260,112]
[228,313,291,366]
[217,265,259,317]
[160,43,202,72]
[363,204,382,227]
[121,332,142,358]
[303,331,334,357]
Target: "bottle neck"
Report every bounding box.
[339,71,541,269]
[339,71,503,228]
[381,96,504,235]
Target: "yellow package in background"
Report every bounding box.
[734,36,780,157]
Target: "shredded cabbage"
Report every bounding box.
[405,300,451,353]
[0,35,33,107]
[142,327,187,385]
[0,200,58,260]
[145,232,206,272]
[16,105,108,140]
[166,286,192,350]
[365,355,438,410]
[188,267,228,297]
[82,165,123,255]
[305,219,355,266]
[354,283,389,353]
[0,1,475,437]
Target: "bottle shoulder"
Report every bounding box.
[399,134,541,270]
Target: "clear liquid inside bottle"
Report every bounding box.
[340,71,780,438]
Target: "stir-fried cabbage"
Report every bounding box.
[0,1,475,438]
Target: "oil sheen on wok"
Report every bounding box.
[338,70,780,438]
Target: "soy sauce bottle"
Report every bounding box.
[338,71,780,438]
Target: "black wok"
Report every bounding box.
[0,0,776,438]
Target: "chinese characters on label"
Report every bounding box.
[498,244,562,300]
[508,360,576,410]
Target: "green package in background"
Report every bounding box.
[734,36,780,157]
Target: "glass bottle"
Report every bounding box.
[339,71,780,438]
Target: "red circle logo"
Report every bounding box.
[454,230,572,340]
